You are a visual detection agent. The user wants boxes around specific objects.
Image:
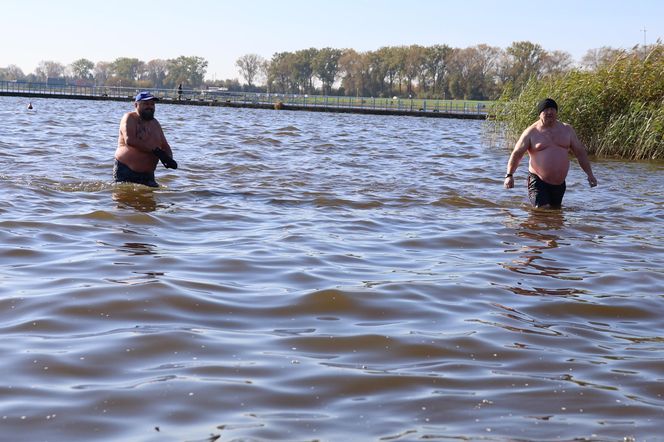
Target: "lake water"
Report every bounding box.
[1,96,663,441]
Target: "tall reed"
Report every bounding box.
[493,44,664,160]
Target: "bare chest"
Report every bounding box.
[530,128,571,152]
[135,120,157,140]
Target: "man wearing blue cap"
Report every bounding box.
[504,98,597,209]
[114,91,177,187]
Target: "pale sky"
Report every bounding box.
[2,0,662,80]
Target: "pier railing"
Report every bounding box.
[0,80,490,117]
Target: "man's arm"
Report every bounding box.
[569,126,597,187]
[155,120,173,157]
[504,129,530,189]
[152,121,177,169]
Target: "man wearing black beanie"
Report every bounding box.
[503,98,597,208]
[537,98,558,115]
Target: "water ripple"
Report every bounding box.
[0,96,663,440]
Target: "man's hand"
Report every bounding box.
[504,176,514,189]
[153,148,178,169]
[588,175,597,187]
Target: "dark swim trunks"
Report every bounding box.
[527,172,566,208]
[113,159,159,187]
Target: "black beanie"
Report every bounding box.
[537,98,558,114]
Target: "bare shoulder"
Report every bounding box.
[121,111,137,124]
[513,121,538,151]
[558,121,576,133]
[521,121,540,139]
[520,121,538,134]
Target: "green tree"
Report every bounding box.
[145,59,169,88]
[376,46,401,96]
[267,52,297,93]
[109,57,144,86]
[423,44,452,96]
[501,41,546,93]
[165,55,208,88]
[391,46,408,95]
[404,44,426,96]
[313,47,342,95]
[293,48,318,93]
[365,50,388,97]
[69,58,94,80]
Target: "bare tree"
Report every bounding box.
[580,46,625,70]
[0,64,25,81]
[541,50,574,76]
[236,54,265,87]
[94,61,112,85]
[35,60,65,80]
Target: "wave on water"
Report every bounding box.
[0,96,663,440]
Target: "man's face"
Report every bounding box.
[540,106,557,125]
[136,100,156,120]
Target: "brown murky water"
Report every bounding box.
[1,96,663,441]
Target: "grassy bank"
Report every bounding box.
[493,44,664,160]
[276,95,491,113]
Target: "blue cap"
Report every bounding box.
[135,91,159,102]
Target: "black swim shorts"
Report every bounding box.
[113,159,159,188]
[527,172,566,208]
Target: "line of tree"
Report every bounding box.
[256,41,636,100]
[238,43,632,99]
[0,56,208,90]
[0,43,637,100]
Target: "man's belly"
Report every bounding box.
[528,149,570,185]
[115,145,158,174]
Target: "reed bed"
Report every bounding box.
[493,44,664,160]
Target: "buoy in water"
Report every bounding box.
[27,102,33,110]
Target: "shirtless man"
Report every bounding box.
[114,91,177,187]
[504,98,597,208]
